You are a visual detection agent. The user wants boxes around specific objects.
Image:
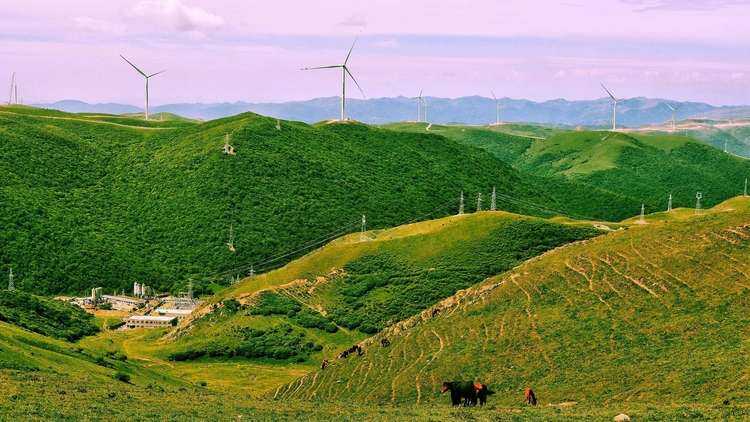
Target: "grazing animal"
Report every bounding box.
[473,383,493,405]
[525,388,537,406]
[381,338,391,347]
[441,381,477,406]
[339,345,362,359]
[339,350,349,359]
[431,308,441,317]
[320,358,329,370]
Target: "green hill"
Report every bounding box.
[388,124,750,215]
[0,290,98,341]
[156,211,601,364]
[0,107,633,296]
[276,197,750,412]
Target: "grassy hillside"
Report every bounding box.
[157,212,601,365]
[276,197,750,412]
[390,124,750,215]
[1,107,620,297]
[0,290,98,341]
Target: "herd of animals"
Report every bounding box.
[321,337,538,407]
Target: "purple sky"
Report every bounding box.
[2,0,749,106]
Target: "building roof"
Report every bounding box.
[127,316,175,322]
[155,309,193,315]
[102,295,141,304]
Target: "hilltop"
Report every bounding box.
[34,96,750,126]
[276,197,750,411]
[0,106,631,297]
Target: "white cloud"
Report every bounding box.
[340,13,366,28]
[128,0,223,32]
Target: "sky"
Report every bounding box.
[1,0,749,106]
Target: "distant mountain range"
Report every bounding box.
[33,97,750,127]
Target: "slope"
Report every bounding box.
[276,197,750,409]
[1,106,608,296]
[158,211,601,365]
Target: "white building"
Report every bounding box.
[153,309,193,322]
[125,315,176,329]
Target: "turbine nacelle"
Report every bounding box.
[120,55,167,120]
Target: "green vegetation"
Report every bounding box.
[389,124,750,216]
[278,198,750,410]
[0,107,616,297]
[0,290,98,341]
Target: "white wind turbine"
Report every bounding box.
[665,102,682,132]
[302,33,365,122]
[120,55,167,120]
[601,83,625,131]
[411,89,425,122]
[491,90,501,124]
[423,98,430,123]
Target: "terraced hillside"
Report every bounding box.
[159,212,601,363]
[2,106,626,296]
[276,197,750,409]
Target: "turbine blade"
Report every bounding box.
[491,90,497,102]
[302,65,343,70]
[600,83,616,101]
[147,69,168,78]
[344,67,366,99]
[666,103,675,111]
[344,31,362,66]
[675,102,683,110]
[120,55,147,77]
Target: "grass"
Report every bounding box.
[277,197,750,410]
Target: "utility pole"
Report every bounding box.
[639,204,645,223]
[695,192,702,215]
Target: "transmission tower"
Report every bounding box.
[490,187,496,211]
[667,193,672,212]
[8,268,14,291]
[695,192,702,215]
[276,118,281,131]
[476,193,482,212]
[639,203,645,223]
[248,265,255,277]
[458,192,464,215]
[188,279,193,300]
[228,225,235,252]
[745,179,747,197]
[359,215,366,242]
[724,140,728,153]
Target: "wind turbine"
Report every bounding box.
[665,102,682,132]
[8,71,15,105]
[302,33,365,122]
[120,55,167,120]
[491,91,501,124]
[411,89,424,122]
[423,99,430,123]
[601,83,625,131]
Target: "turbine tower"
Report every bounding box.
[8,72,15,105]
[665,102,682,132]
[601,83,625,131]
[120,55,167,120]
[423,99,430,124]
[491,91,501,124]
[302,33,365,122]
[411,89,425,122]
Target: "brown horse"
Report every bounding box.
[320,358,329,370]
[381,338,391,347]
[525,388,537,406]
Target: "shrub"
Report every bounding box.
[98,303,113,310]
[113,372,130,383]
